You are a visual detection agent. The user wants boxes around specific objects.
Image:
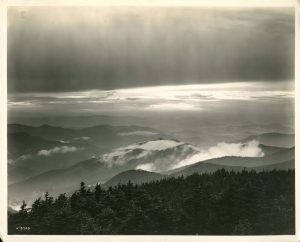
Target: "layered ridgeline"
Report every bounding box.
[8,124,166,183]
[240,133,294,148]
[8,124,163,143]
[8,132,98,181]
[8,139,200,203]
[8,125,295,207]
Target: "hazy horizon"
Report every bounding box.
[8,7,295,133]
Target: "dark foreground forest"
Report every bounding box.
[8,169,295,235]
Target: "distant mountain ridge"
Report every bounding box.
[8,132,62,158]
[100,139,200,172]
[206,147,294,167]
[167,146,294,176]
[258,144,286,156]
[8,164,39,185]
[8,139,199,203]
[8,131,100,172]
[8,144,294,205]
[102,157,295,188]
[8,123,166,152]
[7,127,295,209]
[104,154,295,189]
[104,169,166,188]
[7,123,167,178]
[240,132,294,148]
[169,158,295,178]
[8,123,162,140]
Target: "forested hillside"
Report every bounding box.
[8,169,295,235]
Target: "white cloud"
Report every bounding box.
[138,140,183,151]
[117,131,158,136]
[173,140,264,168]
[108,82,294,103]
[136,163,156,172]
[8,202,22,211]
[147,102,198,111]
[101,139,185,167]
[17,154,32,161]
[101,139,264,172]
[9,154,32,164]
[8,82,294,112]
[7,101,33,106]
[37,146,83,156]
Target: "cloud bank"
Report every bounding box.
[8,154,32,165]
[136,163,156,171]
[8,82,294,115]
[100,139,264,172]
[117,131,158,137]
[37,146,83,156]
[173,140,264,169]
[101,139,192,170]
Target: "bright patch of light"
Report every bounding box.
[136,163,155,172]
[147,102,197,111]
[8,82,294,112]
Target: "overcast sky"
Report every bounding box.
[7,6,295,131]
[8,7,294,93]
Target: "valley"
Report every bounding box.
[7,123,295,208]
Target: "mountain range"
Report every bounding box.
[240,132,294,148]
[102,146,294,188]
[8,124,166,175]
[8,139,198,202]
[8,132,99,174]
[8,124,164,147]
[7,123,295,208]
[103,169,166,188]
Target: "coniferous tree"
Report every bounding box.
[8,170,295,235]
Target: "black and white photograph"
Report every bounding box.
[1,0,297,240]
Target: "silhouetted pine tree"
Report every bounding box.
[8,169,295,235]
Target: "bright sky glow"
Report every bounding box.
[8,82,294,113]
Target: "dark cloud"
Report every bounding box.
[8,7,294,93]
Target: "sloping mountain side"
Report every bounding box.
[240,132,294,148]
[105,158,294,186]
[103,169,166,188]
[169,159,294,178]
[12,144,291,202]
[168,147,294,177]
[8,158,110,204]
[8,124,167,180]
[162,145,293,174]
[258,144,286,156]
[257,159,294,170]
[8,164,39,185]
[8,114,149,129]
[205,147,294,167]
[8,124,75,139]
[100,139,200,172]
[8,139,198,203]
[8,137,295,204]
[8,170,295,235]
[8,124,166,152]
[8,132,64,158]
[8,132,101,172]
[106,146,295,184]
